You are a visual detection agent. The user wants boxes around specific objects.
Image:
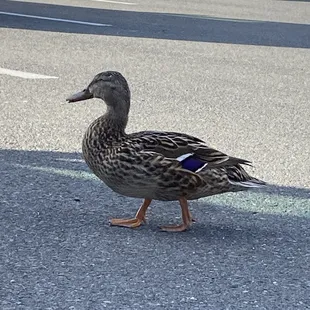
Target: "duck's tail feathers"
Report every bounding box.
[226,165,266,188]
[229,179,266,188]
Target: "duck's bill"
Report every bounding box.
[66,89,93,102]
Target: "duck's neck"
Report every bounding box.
[102,106,128,136]
[89,103,129,144]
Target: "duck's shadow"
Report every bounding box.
[1,148,309,247]
[2,148,310,309]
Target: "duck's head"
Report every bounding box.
[66,71,131,114]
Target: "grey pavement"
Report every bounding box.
[0,0,310,309]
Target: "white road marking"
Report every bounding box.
[169,13,260,23]
[90,0,137,5]
[13,164,310,217]
[0,68,58,79]
[56,158,85,163]
[0,11,112,27]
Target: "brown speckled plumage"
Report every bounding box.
[67,71,265,232]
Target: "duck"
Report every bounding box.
[66,71,265,232]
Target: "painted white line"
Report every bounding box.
[0,11,112,27]
[56,158,85,163]
[90,0,137,5]
[0,68,58,79]
[170,13,260,23]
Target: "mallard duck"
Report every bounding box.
[66,71,265,232]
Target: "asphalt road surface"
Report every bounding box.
[1,0,310,309]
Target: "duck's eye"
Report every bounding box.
[98,76,111,82]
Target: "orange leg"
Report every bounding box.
[160,197,193,232]
[109,199,152,228]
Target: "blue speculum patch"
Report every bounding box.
[178,154,206,172]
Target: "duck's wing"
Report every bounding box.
[129,131,204,158]
[128,131,251,168]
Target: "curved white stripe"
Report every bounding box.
[0,11,112,27]
[177,153,193,162]
[0,67,58,79]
